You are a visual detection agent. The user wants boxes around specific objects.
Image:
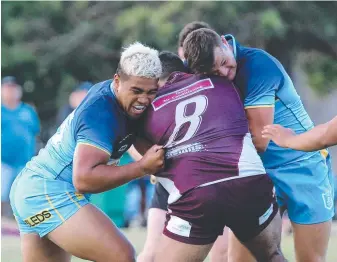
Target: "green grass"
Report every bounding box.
[2,227,337,262]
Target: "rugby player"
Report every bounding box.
[138,51,285,262]
[183,28,334,262]
[10,42,164,262]
[262,116,337,151]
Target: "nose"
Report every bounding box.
[217,66,230,77]
[137,95,150,105]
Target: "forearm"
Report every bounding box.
[285,124,329,151]
[74,161,145,194]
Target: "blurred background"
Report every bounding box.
[1,1,337,261]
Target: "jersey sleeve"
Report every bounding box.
[243,53,283,109]
[75,106,117,156]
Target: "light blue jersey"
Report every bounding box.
[1,103,40,168]
[1,103,40,201]
[10,80,137,237]
[227,35,335,224]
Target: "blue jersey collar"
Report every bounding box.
[223,34,238,60]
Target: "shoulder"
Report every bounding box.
[238,46,284,78]
[76,80,117,118]
[74,80,126,132]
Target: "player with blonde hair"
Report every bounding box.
[10,42,164,262]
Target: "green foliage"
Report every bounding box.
[303,51,337,96]
[1,1,336,122]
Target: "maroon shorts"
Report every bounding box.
[163,174,278,245]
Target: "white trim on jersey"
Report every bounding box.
[198,133,266,188]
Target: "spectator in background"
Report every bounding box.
[1,76,40,219]
[56,81,93,125]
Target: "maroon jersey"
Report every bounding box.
[143,72,265,200]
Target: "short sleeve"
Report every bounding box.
[243,53,283,109]
[75,106,117,156]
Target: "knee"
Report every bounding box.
[100,243,136,262]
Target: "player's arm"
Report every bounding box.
[73,108,164,194]
[243,55,281,153]
[246,107,274,153]
[73,143,163,194]
[262,116,337,151]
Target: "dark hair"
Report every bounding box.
[178,21,212,47]
[183,28,222,74]
[159,51,189,80]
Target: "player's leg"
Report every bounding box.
[239,212,285,262]
[209,227,229,262]
[11,172,136,262]
[138,182,169,262]
[137,208,167,262]
[228,229,256,262]
[47,204,136,262]
[154,235,213,262]
[227,175,285,261]
[292,221,331,262]
[273,154,334,262]
[21,233,71,262]
[155,183,225,262]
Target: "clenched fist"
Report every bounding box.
[139,145,165,175]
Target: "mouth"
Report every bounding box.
[131,105,147,116]
[227,68,236,80]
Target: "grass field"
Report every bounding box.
[2,225,337,262]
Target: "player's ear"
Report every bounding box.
[113,74,120,92]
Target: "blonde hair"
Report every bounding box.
[118,42,162,79]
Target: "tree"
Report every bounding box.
[2,1,336,127]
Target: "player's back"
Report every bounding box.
[143,73,265,196]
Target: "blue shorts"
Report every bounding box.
[10,168,89,237]
[267,152,335,224]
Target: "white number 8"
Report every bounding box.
[165,95,208,148]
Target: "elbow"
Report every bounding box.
[256,145,268,153]
[253,139,269,153]
[73,172,92,194]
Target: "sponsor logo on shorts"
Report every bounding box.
[322,185,333,210]
[24,210,52,227]
[259,204,273,225]
[166,215,191,237]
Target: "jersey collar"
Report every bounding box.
[223,34,238,60]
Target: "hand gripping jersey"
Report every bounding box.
[142,73,265,203]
